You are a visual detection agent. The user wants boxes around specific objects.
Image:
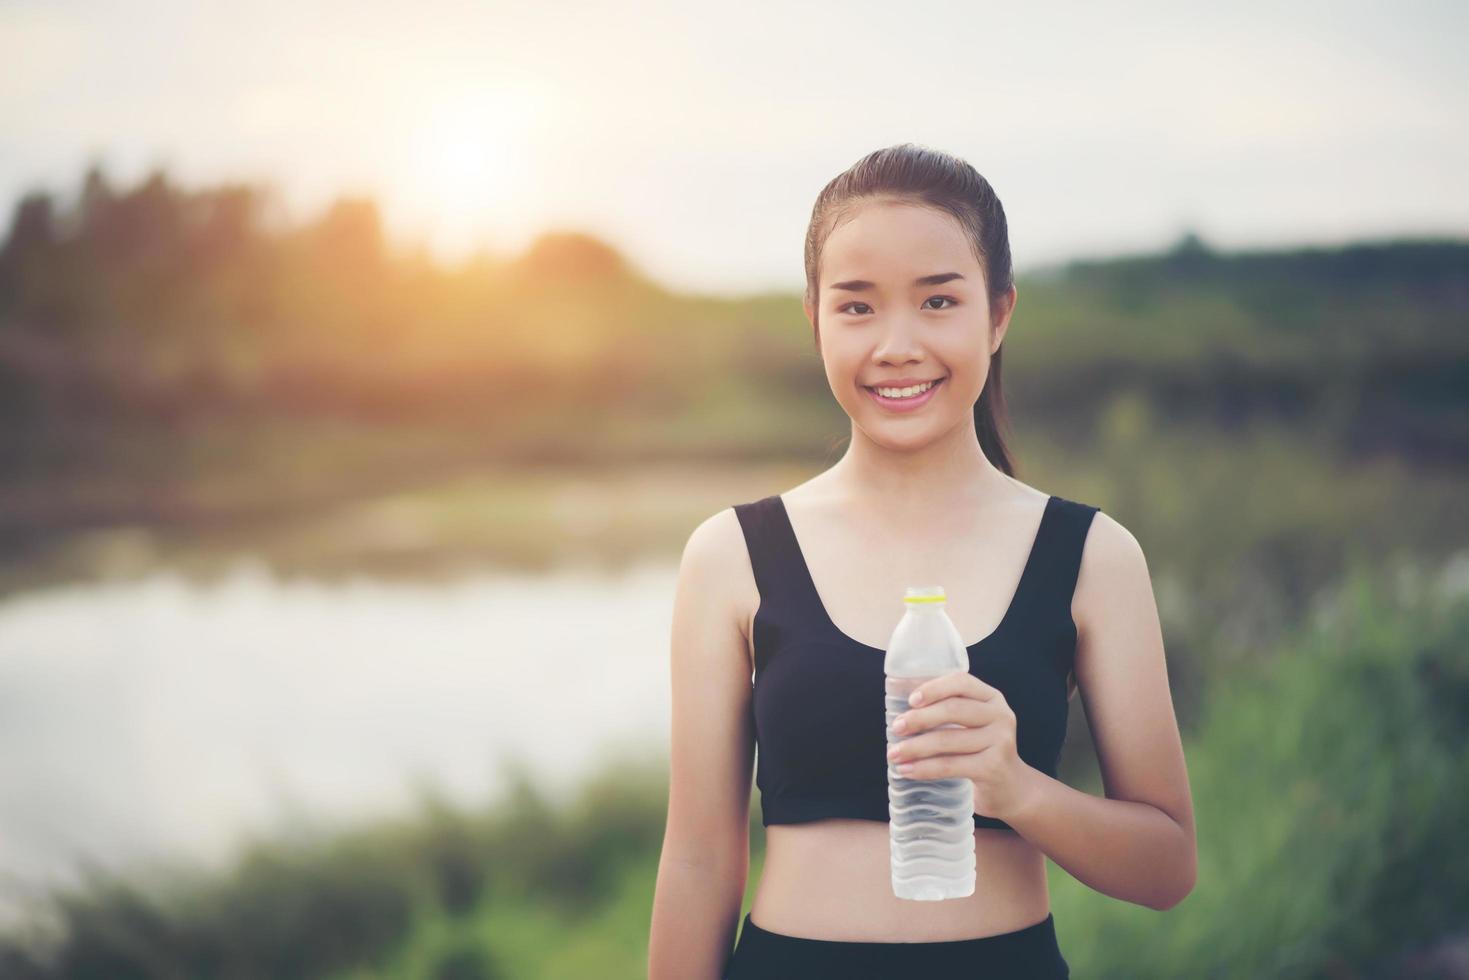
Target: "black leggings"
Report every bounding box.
[725,910,1070,979]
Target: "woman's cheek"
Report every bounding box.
[823,361,859,404]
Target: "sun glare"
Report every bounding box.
[397,86,542,258]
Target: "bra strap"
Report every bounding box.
[733,496,803,612]
[1021,496,1100,624]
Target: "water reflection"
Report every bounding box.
[0,556,678,924]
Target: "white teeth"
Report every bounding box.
[873,379,938,398]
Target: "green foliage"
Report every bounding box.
[1049,565,1469,979]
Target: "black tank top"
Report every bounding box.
[733,492,1099,832]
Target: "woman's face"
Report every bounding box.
[804,198,1016,451]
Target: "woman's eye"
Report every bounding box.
[838,296,957,315]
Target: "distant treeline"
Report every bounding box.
[1,164,1466,464]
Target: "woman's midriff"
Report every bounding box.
[749,820,1051,943]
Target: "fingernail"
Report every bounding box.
[893,717,907,733]
[910,690,923,706]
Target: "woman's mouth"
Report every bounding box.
[863,377,945,412]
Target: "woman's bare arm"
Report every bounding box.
[648,508,757,979]
[1000,511,1198,910]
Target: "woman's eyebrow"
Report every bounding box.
[829,271,966,292]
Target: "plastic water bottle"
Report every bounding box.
[885,584,976,901]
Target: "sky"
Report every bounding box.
[2,0,1465,295]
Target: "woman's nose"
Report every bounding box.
[871,316,925,362]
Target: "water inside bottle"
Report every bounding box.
[886,672,976,901]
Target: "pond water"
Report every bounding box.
[0,556,681,928]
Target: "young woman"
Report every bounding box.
[648,143,1196,979]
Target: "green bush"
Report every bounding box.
[1050,562,1469,978]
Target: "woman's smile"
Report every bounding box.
[863,375,946,411]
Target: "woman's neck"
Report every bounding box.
[824,417,1018,520]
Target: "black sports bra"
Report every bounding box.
[732,492,1100,832]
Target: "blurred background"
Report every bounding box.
[1,0,1466,977]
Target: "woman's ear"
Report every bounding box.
[991,284,1018,354]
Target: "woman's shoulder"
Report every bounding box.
[1010,483,1146,605]
[683,503,751,567]
[1023,483,1134,568]
[999,473,1086,512]
[676,504,765,652]
[1066,501,1152,641]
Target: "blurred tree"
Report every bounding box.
[191,184,264,271]
[77,163,112,229]
[0,192,57,317]
[311,197,385,273]
[79,166,185,271]
[1,192,56,259]
[1164,228,1213,279]
[513,230,629,284]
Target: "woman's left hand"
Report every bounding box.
[887,672,1036,822]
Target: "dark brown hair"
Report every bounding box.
[803,142,1018,476]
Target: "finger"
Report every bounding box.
[887,725,988,764]
[893,696,1003,735]
[909,671,999,708]
[890,750,975,781]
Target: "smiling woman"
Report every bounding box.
[649,142,1196,980]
